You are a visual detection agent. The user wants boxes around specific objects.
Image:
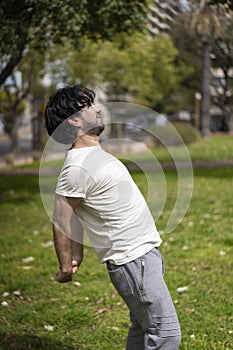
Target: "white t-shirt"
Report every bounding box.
[55,145,162,264]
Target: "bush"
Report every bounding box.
[4,152,15,165]
[148,122,198,147]
[173,122,199,145]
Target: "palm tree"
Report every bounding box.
[191,0,220,138]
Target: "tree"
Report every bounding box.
[170,2,233,132]
[212,11,233,131]
[64,33,190,109]
[209,0,233,9]
[191,0,220,138]
[0,50,45,151]
[0,0,148,86]
[0,87,26,152]
[169,13,202,115]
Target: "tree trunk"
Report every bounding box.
[9,114,20,153]
[227,106,233,133]
[201,41,211,138]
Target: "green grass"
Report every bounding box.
[0,166,233,349]
[186,134,233,162]
[118,134,233,164]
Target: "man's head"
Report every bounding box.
[45,85,104,144]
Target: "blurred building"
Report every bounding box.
[210,67,233,131]
[148,0,186,36]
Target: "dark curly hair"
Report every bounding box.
[45,85,95,144]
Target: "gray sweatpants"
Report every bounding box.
[107,247,181,350]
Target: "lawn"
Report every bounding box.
[186,134,233,162]
[116,134,233,164]
[0,166,233,349]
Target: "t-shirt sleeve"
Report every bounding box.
[55,165,92,198]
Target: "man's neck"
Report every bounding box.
[72,134,100,149]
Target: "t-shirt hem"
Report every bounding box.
[55,190,86,199]
[102,241,162,265]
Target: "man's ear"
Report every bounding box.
[67,116,80,127]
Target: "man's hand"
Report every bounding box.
[55,269,73,283]
[55,260,80,283]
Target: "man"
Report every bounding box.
[45,85,181,350]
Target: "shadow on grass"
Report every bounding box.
[194,167,233,178]
[0,175,40,204]
[0,175,39,193]
[0,332,76,350]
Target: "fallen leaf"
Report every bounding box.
[41,241,53,248]
[87,297,104,307]
[107,326,119,331]
[22,256,35,263]
[73,281,81,287]
[13,290,21,296]
[185,308,195,314]
[96,297,104,305]
[94,308,107,315]
[1,301,8,306]
[21,266,34,270]
[2,316,11,326]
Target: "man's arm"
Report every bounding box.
[53,194,84,283]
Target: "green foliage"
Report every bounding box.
[169,6,233,122]
[65,33,191,107]
[0,48,46,145]
[173,122,199,145]
[0,90,26,133]
[148,122,198,147]
[169,13,202,112]
[0,89,25,113]
[0,0,148,86]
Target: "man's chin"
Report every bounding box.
[87,124,105,136]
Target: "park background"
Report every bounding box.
[0,1,233,349]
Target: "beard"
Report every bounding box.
[84,123,105,136]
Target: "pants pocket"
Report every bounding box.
[153,248,165,275]
[108,266,134,300]
[139,258,145,292]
